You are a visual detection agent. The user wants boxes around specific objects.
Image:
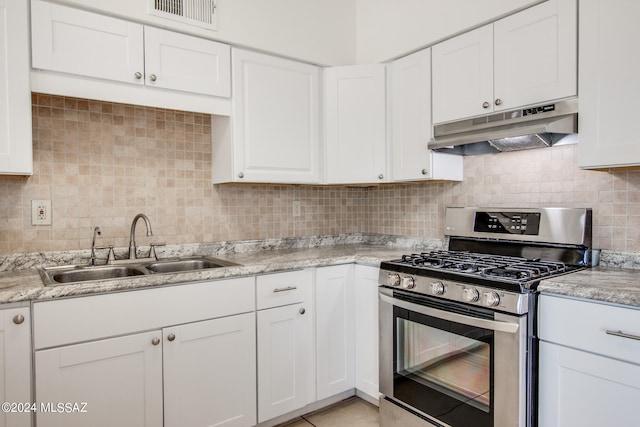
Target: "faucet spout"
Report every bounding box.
[129,214,153,259]
[90,226,102,266]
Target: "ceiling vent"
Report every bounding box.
[149,0,218,31]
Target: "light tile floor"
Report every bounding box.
[278,397,379,427]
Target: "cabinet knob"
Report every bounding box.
[482,101,490,109]
[134,72,143,80]
[149,74,157,82]
[421,169,429,175]
[495,98,503,106]
[299,308,306,315]
[151,337,160,346]
[167,333,176,342]
[12,314,24,325]
[378,174,384,180]
[238,172,245,179]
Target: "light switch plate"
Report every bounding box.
[31,200,52,225]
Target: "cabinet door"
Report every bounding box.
[230,48,320,184]
[354,265,379,402]
[144,27,230,97]
[324,64,387,184]
[578,0,640,168]
[432,25,493,123]
[35,331,163,427]
[0,0,31,175]
[315,264,355,400]
[0,307,31,427]
[31,0,144,85]
[257,303,309,422]
[539,342,640,426]
[163,313,256,427]
[390,49,432,181]
[494,0,577,112]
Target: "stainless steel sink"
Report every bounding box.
[38,256,240,286]
[39,265,149,286]
[143,257,239,274]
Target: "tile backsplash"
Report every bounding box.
[0,94,637,255]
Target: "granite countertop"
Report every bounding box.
[0,244,408,304]
[538,266,640,308]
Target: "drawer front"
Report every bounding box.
[256,270,310,310]
[539,294,640,365]
[33,276,255,350]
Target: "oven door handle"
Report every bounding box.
[379,294,520,334]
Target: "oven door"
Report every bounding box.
[379,287,528,427]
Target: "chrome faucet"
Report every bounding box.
[128,214,153,260]
[90,226,101,266]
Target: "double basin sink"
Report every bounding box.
[38,256,240,286]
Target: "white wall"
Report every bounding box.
[355,0,544,64]
[51,0,357,66]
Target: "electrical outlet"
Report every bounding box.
[293,201,301,217]
[31,200,52,226]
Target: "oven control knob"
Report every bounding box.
[401,276,415,289]
[430,282,446,295]
[483,291,501,307]
[387,273,401,287]
[463,288,480,303]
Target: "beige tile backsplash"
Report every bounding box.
[0,94,636,254]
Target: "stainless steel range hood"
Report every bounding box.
[430,98,578,155]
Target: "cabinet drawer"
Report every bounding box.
[33,277,255,350]
[257,270,309,310]
[539,294,640,365]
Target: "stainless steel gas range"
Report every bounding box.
[378,207,592,427]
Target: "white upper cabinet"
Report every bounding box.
[432,0,577,124]
[212,48,320,184]
[390,48,462,182]
[324,64,387,184]
[30,0,231,114]
[31,0,144,85]
[0,0,32,175]
[578,0,640,169]
[144,26,230,97]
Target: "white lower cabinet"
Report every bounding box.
[354,265,380,402]
[257,303,308,422]
[315,264,355,400]
[0,307,31,427]
[35,331,164,427]
[163,314,256,427]
[33,278,257,427]
[256,270,313,422]
[538,294,640,426]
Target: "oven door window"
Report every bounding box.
[394,306,494,427]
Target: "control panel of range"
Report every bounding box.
[379,269,529,315]
[473,211,541,236]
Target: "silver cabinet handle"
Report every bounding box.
[12,314,24,325]
[151,337,160,346]
[606,329,640,341]
[421,168,429,175]
[238,172,244,179]
[482,101,490,109]
[167,333,176,342]
[149,74,157,82]
[495,98,503,106]
[273,286,297,293]
[134,72,143,80]
[299,308,306,315]
[378,174,384,180]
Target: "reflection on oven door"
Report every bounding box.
[398,318,492,412]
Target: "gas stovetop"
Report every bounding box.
[384,250,574,286]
